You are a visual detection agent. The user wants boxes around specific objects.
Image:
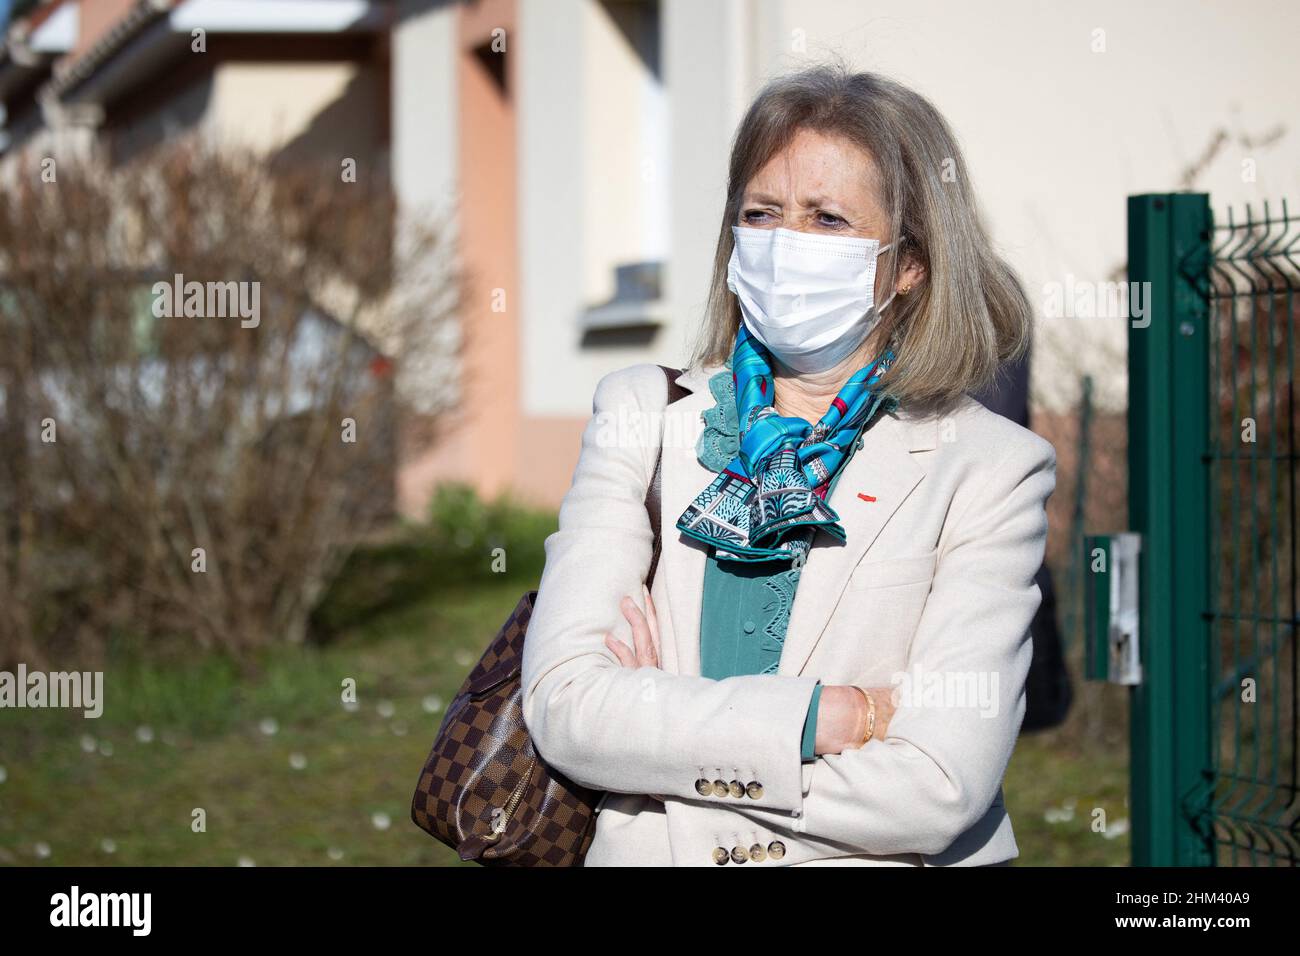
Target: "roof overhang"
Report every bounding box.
[171,0,388,34]
[49,0,389,108]
[0,0,77,101]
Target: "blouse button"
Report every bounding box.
[743,620,756,634]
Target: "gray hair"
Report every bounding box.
[690,64,1031,411]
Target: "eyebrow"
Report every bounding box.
[743,191,846,211]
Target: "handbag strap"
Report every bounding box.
[644,365,689,589]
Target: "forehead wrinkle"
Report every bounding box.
[744,132,883,220]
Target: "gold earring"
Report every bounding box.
[899,284,912,295]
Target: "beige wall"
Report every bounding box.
[206,60,382,154]
[516,0,1300,435]
[689,0,1300,415]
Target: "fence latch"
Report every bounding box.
[1084,533,1142,685]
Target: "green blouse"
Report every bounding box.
[694,367,868,763]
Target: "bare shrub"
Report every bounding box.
[0,141,460,667]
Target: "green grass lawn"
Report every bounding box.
[1005,728,1130,866]
[0,490,1129,866]
[0,579,532,867]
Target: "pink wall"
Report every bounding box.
[67,0,138,59]
[397,0,587,516]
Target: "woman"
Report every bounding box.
[520,65,1055,866]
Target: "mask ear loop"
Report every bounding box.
[874,235,914,316]
[874,240,897,315]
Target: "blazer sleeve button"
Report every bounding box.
[749,843,768,863]
[712,846,730,865]
[695,778,713,797]
[730,845,750,864]
[728,779,745,798]
[745,781,764,800]
[767,840,786,860]
[712,779,729,797]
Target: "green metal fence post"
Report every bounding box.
[1126,193,1214,866]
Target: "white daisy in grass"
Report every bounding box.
[327,847,345,861]
[289,753,307,771]
[258,718,279,736]
[1043,797,1077,824]
[101,838,117,854]
[34,842,51,860]
[422,694,444,714]
[1103,818,1130,841]
[371,812,391,831]
[135,726,154,744]
[80,734,96,753]
[377,700,395,719]
[238,856,256,867]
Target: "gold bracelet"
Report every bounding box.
[854,686,877,747]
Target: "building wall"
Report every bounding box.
[499,0,1300,511]
[209,60,383,154]
[102,56,385,163]
[18,0,1297,515]
[3,11,388,175]
[67,0,137,58]
[392,0,528,515]
[717,0,1300,416]
[391,0,456,214]
[452,0,519,499]
[510,0,678,506]
[390,0,458,517]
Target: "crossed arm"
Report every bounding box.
[521,365,1056,857]
[603,586,898,766]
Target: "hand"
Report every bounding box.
[814,685,899,755]
[603,584,662,670]
[603,585,667,802]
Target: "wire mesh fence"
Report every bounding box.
[1202,199,1300,865]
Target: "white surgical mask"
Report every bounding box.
[726,225,895,373]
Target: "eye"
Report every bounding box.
[741,208,775,225]
[815,210,847,229]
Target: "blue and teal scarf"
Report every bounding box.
[676,324,896,564]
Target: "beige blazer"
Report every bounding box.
[521,361,1057,866]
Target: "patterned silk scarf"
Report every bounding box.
[676,324,896,565]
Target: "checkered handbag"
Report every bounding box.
[411,366,688,865]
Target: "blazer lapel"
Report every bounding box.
[777,409,936,677]
[659,367,719,678]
